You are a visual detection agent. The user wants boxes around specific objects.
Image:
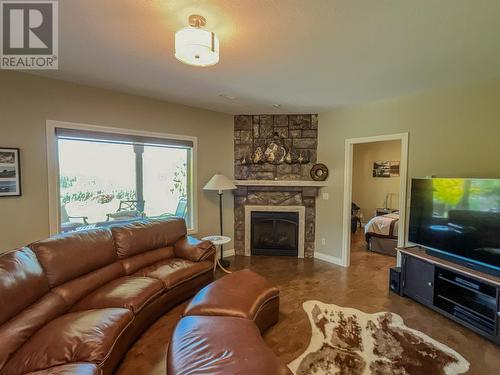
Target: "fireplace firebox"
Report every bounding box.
[251,211,299,256]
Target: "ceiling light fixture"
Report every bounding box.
[175,14,219,67]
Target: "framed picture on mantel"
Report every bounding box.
[0,148,21,197]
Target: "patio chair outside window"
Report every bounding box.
[106,200,145,222]
[60,204,89,233]
[156,197,188,220]
[174,197,188,218]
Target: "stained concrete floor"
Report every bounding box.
[116,232,499,374]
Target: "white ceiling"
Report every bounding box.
[33,0,500,114]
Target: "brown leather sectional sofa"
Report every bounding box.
[0,218,215,375]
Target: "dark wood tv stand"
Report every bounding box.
[398,246,500,345]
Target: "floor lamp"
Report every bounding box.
[203,174,236,268]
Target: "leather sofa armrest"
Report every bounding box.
[174,236,215,262]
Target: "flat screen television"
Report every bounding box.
[409,178,500,277]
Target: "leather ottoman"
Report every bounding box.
[167,315,291,375]
[183,269,280,333]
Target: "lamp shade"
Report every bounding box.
[203,174,236,193]
[175,27,219,67]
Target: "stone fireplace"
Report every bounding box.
[234,184,321,257]
[233,114,321,258]
[250,210,300,257]
[248,206,303,257]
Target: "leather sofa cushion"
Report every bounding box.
[52,262,124,307]
[133,258,213,289]
[157,218,188,246]
[3,308,133,375]
[0,292,67,370]
[30,229,116,287]
[71,276,164,314]
[112,220,179,258]
[184,269,279,320]
[173,236,215,262]
[167,316,292,375]
[120,246,174,275]
[24,363,101,375]
[0,248,50,325]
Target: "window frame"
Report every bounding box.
[46,120,198,235]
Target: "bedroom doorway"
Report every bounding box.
[341,133,409,267]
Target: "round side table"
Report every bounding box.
[202,235,232,274]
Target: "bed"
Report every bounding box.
[364,212,399,257]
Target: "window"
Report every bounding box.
[49,123,196,234]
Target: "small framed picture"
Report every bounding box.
[373,160,400,178]
[0,148,21,197]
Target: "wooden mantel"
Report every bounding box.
[233,180,329,187]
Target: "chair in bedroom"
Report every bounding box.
[351,202,362,233]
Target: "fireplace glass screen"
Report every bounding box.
[251,211,299,256]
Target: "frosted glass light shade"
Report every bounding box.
[175,27,219,67]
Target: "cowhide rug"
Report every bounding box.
[288,301,469,375]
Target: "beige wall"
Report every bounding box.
[316,79,500,260]
[352,140,401,221]
[0,71,234,253]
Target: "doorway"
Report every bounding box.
[341,133,409,267]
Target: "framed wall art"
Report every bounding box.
[0,148,21,197]
[373,160,400,178]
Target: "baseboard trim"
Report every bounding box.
[223,249,343,263]
[314,251,345,267]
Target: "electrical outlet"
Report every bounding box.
[321,238,326,245]
[322,192,329,200]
